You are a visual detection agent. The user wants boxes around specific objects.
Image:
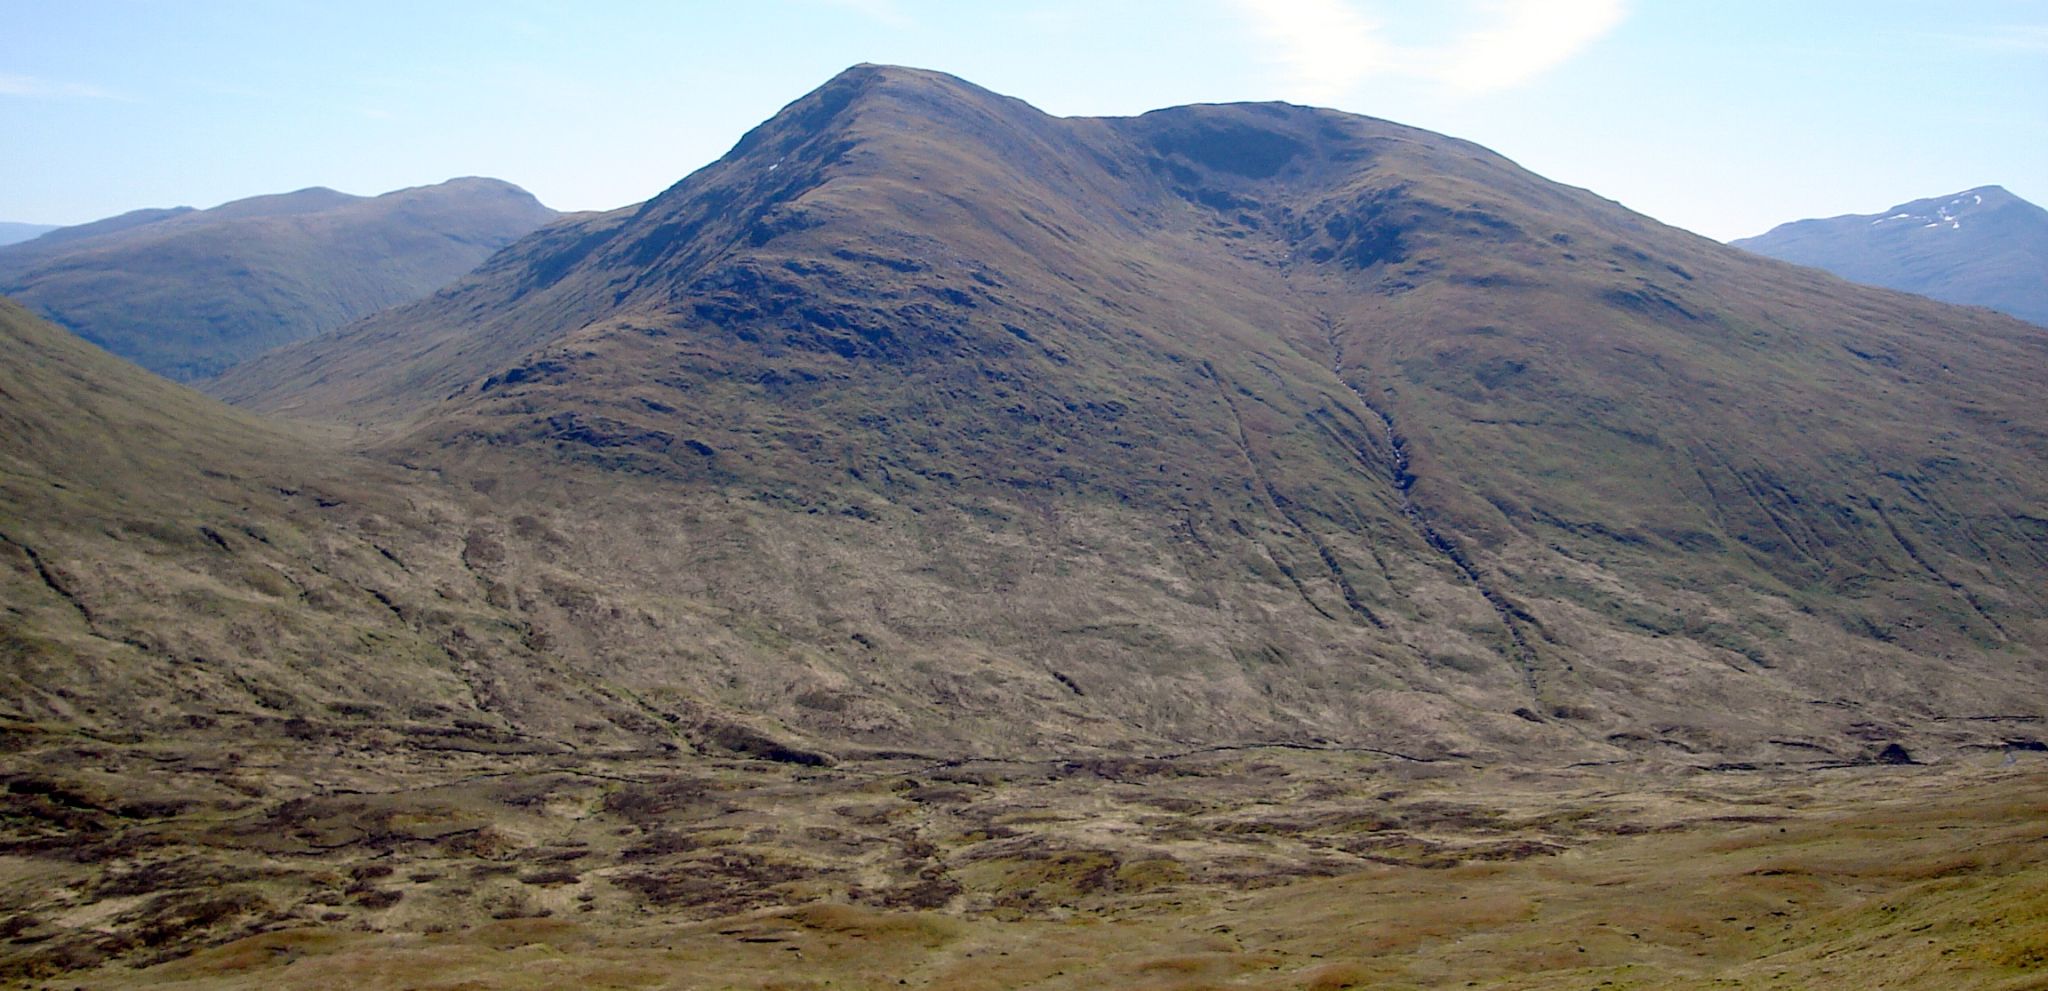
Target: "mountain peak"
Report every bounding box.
[1891,185,2006,217]
[1734,184,2048,325]
[727,62,1042,160]
[377,177,552,214]
[201,185,363,221]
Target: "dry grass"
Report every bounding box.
[1,756,2034,991]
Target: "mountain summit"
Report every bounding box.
[197,66,2048,763]
[1733,185,2048,326]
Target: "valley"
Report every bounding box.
[2,64,2045,988]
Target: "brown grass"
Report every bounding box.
[29,766,2045,991]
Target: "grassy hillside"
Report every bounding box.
[0,295,709,752]
[51,293,2048,988]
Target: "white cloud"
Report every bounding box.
[0,72,129,101]
[1226,0,1395,105]
[1438,0,1629,94]
[1227,0,1628,104]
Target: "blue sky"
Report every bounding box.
[3,1,2043,240]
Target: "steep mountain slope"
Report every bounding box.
[0,222,58,247]
[0,294,697,752]
[0,179,558,380]
[1734,185,2048,326]
[213,65,2048,764]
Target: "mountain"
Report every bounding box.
[0,178,558,381]
[214,64,2048,764]
[1733,185,2048,326]
[0,222,59,247]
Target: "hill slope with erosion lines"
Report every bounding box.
[213,66,2048,765]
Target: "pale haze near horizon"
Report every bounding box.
[2,0,2043,241]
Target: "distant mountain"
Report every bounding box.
[0,222,60,247]
[0,178,558,380]
[1733,186,2048,326]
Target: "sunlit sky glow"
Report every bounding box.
[4,1,2044,240]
